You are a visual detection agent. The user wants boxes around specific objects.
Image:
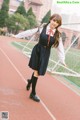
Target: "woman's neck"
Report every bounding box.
[48,24,55,30]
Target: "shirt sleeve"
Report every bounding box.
[57,37,65,64]
[15,28,38,38]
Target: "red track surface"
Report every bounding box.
[0,36,80,120]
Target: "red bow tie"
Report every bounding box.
[47,29,54,36]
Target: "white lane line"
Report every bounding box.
[40,100,56,120]
[0,47,56,120]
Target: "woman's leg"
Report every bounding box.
[31,70,38,95]
[34,70,39,77]
[26,72,34,90]
[26,70,39,90]
[30,70,40,102]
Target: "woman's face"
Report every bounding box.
[50,19,59,29]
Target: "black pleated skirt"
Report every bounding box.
[28,43,50,75]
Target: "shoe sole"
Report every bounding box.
[30,95,40,102]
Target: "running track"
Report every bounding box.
[0,36,80,120]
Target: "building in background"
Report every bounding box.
[0,0,52,22]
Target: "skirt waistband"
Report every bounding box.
[38,43,51,49]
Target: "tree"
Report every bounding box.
[15,1,26,17]
[27,15,37,29]
[0,0,10,27]
[26,7,35,17]
[26,7,37,28]
[6,13,30,34]
[41,10,51,24]
[1,0,9,11]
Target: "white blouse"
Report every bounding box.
[15,26,65,64]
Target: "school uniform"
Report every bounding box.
[28,24,65,75]
[25,23,65,102]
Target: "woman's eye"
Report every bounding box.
[53,19,56,22]
[53,20,58,23]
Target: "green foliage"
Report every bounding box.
[6,13,30,34]
[0,0,37,33]
[27,15,37,29]
[26,7,35,17]
[41,10,51,23]
[0,10,8,27]
[15,1,26,17]
[1,3,9,12]
[3,0,9,4]
[0,0,9,27]
[26,7,37,28]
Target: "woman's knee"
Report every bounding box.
[34,70,39,77]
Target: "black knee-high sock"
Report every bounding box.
[29,72,34,84]
[31,76,38,95]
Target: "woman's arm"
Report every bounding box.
[13,23,45,39]
[57,37,66,66]
[14,28,38,39]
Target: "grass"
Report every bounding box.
[11,41,80,87]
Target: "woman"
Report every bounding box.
[26,14,66,102]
